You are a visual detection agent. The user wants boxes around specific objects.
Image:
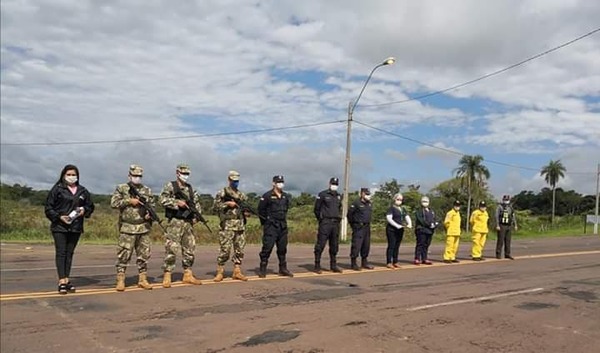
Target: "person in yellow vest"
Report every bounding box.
[443,200,462,263]
[470,201,489,261]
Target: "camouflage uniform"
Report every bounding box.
[214,186,247,266]
[159,170,203,272]
[110,167,153,274]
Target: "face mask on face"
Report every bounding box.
[231,180,239,189]
[275,182,284,190]
[178,173,189,183]
[503,200,509,205]
[330,185,338,192]
[130,176,142,185]
[64,176,78,184]
[364,194,372,201]
[394,200,403,206]
[421,202,430,207]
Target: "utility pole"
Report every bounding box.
[339,57,395,242]
[594,163,599,235]
[341,101,353,242]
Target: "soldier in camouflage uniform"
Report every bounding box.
[159,163,203,287]
[110,165,154,291]
[212,170,249,282]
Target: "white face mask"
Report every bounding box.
[364,194,372,201]
[276,182,284,189]
[330,185,338,192]
[178,174,189,183]
[394,200,403,206]
[64,176,78,184]
[421,202,429,207]
[130,176,142,185]
[503,200,509,205]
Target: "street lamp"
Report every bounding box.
[341,57,395,241]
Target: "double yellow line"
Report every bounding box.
[2,250,599,302]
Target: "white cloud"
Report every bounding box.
[1,0,599,196]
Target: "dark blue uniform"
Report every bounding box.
[347,198,372,267]
[386,205,407,265]
[258,189,291,271]
[313,189,342,269]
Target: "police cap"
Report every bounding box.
[273,175,285,183]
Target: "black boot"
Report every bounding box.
[314,261,322,274]
[330,259,342,273]
[361,258,374,270]
[279,263,294,277]
[351,258,361,271]
[258,261,267,278]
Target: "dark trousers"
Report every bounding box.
[496,225,512,257]
[386,226,405,264]
[314,219,340,261]
[259,222,288,265]
[350,225,371,259]
[52,231,81,279]
[414,229,433,261]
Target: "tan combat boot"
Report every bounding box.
[137,272,152,290]
[182,268,203,285]
[232,264,248,281]
[213,265,224,282]
[116,272,126,292]
[162,271,172,288]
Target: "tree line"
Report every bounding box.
[1,155,593,227]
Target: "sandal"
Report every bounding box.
[66,282,76,293]
[58,283,68,295]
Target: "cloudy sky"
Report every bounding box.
[1,0,599,198]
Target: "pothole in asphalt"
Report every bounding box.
[236,329,301,346]
[515,302,560,310]
[558,289,598,302]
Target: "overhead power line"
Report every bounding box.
[353,119,596,175]
[362,27,600,108]
[0,120,345,146]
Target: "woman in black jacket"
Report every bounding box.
[44,164,95,294]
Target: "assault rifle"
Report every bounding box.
[222,194,265,223]
[127,182,167,233]
[173,189,213,234]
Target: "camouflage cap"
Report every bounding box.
[228,170,240,181]
[176,163,191,173]
[129,164,144,176]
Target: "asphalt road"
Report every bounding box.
[1,236,599,353]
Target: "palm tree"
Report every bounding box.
[540,159,566,225]
[454,155,491,232]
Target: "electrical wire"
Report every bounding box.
[0,120,345,146]
[361,27,600,108]
[353,119,596,175]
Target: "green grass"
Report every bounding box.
[0,200,590,245]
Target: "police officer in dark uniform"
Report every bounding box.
[258,175,293,278]
[347,187,374,271]
[495,195,518,260]
[313,177,343,274]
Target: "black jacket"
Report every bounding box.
[313,189,342,220]
[45,182,95,233]
[258,189,291,225]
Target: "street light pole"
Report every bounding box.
[594,162,599,235]
[340,57,395,241]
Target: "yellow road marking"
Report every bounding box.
[1,250,599,302]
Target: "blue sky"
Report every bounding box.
[1,0,599,197]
